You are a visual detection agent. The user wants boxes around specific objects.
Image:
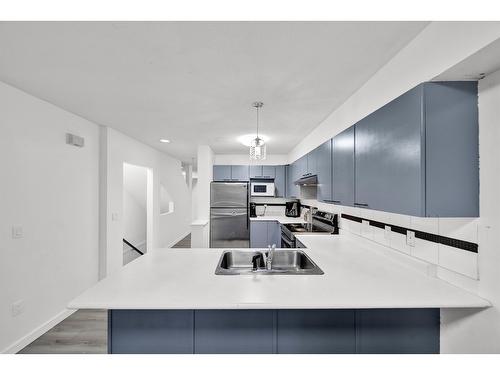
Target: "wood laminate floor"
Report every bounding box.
[18,309,107,354]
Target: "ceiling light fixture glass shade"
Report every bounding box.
[250,101,267,160]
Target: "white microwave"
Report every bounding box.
[251,182,275,197]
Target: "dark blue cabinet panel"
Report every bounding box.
[275,165,286,197]
[355,85,424,216]
[332,127,355,206]
[306,148,318,176]
[424,82,479,217]
[109,310,193,354]
[316,139,333,202]
[356,309,439,354]
[287,162,299,198]
[268,221,280,247]
[250,221,280,248]
[249,165,262,178]
[108,309,440,354]
[231,165,249,181]
[213,165,232,181]
[250,221,268,248]
[195,310,275,354]
[262,166,276,179]
[296,155,308,178]
[277,310,356,354]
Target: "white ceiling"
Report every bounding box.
[0,22,428,162]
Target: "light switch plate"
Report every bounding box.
[12,226,23,239]
[407,230,416,247]
[12,300,25,317]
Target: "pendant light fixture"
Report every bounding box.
[249,101,267,160]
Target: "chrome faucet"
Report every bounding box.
[265,244,276,270]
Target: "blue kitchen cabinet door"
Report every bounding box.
[355,309,439,354]
[195,310,275,354]
[332,127,355,206]
[316,139,333,202]
[268,221,281,248]
[249,165,262,178]
[250,221,269,248]
[296,155,308,178]
[287,162,299,198]
[306,148,318,176]
[277,309,356,354]
[424,81,479,217]
[355,85,424,216]
[231,165,249,181]
[109,310,194,354]
[274,165,286,197]
[213,165,232,181]
[262,165,276,179]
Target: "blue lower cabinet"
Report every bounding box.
[194,310,275,354]
[108,310,194,354]
[277,309,356,354]
[355,309,440,354]
[108,309,440,354]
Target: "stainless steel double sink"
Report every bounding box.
[215,249,324,275]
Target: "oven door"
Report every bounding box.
[280,231,295,248]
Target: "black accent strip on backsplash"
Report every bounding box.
[340,214,478,253]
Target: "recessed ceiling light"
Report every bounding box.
[160,139,170,143]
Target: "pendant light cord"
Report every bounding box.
[256,105,259,139]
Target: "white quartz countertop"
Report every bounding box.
[250,216,305,224]
[69,229,490,310]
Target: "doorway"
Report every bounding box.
[122,163,152,265]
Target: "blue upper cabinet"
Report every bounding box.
[354,81,479,217]
[249,165,276,179]
[274,165,286,198]
[332,127,355,206]
[231,165,249,181]
[306,148,318,176]
[424,82,479,217]
[355,85,424,216]
[296,155,308,179]
[286,162,299,198]
[316,139,333,202]
[213,165,232,181]
[213,165,249,181]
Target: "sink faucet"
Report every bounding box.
[265,244,276,270]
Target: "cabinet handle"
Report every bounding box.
[354,202,369,207]
[325,200,341,204]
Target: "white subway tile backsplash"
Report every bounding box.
[390,232,411,255]
[410,216,439,235]
[438,218,479,243]
[361,220,374,239]
[373,226,390,247]
[411,238,439,264]
[439,244,478,279]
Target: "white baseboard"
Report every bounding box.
[1,309,76,354]
[167,230,191,248]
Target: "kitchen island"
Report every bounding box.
[69,233,489,354]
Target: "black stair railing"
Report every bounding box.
[123,238,144,255]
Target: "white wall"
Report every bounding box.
[439,68,500,353]
[195,145,214,222]
[214,154,288,165]
[288,21,500,163]
[0,81,99,353]
[102,127,192,276]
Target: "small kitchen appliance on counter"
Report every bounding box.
[285,201,300,217]
[249,202,257,218]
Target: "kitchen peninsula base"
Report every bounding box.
[108,308,439,354]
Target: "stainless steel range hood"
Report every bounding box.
[294,174,318,186]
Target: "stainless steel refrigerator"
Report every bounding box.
[210,182,249,248]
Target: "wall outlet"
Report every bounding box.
[407,230,416,247]
[384,225,391,240]
[12,300,25,317]
[12,226,23,239]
